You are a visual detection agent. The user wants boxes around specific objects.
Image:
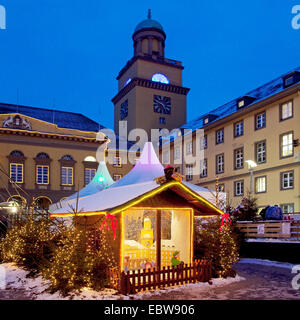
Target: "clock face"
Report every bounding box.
[153,95,171,115]
[120,100,128,120]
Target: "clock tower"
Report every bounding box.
[112,10,189,138]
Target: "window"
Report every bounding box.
[186,142,193,155]
[217,184,225,192]
[113,174,122,181]
[61,155,74,161]
[234,148,244,170]
[255,176,266,193]
[85,168,96,185]
[159,117,166,124]
[238,100,245,108]
[84,156,96,162]
[186,164,193,181]
[200,159,207,178]
[280,204,294,214]
[36,165,49,184]
[113,157,122,167]
[174,147,180,161]
[281,171,294,190]
[280,101,293,121]
[234,180,244,196]
[10,163,23,183]
[234,120,244,137]
[255,141,266,164]
[61,167,73,185]
[216,129,224,144]
[200,135,207,150]
[255,112,266,130]
[216,154,224,174]
[280,132,293,158]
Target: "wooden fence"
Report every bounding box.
[235,220,300,239]
[109,260,212,295]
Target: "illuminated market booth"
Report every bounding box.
[50,143,224,272]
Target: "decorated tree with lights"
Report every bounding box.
[42,215,117,295]
[0,215,57,272]
[194,217,239,278]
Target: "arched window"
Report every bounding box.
[84,156,96,162]
[34,152,51,186]
[61,155,74,161]
[33,196,52,211]
[7,195,27,207]
[9,150,24,158]
[83,156,97,185]
[8,150,25,184]
[152,73,169,84]
[36,152,50,159]
[60,155,75,187]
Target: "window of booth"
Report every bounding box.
[122,208,192,272]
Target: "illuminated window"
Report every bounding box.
[281,171,294,190]
[234,120,244,137]
[255,176,266,193]
[216,154,224,174]
[186,164,193,181]
[234,180,244,196]
[200,159,207,178]
[216,129,224,144]
[280,101,293,121]
[255,141,266,164]
[10,163,23,183]
[84,156,96,162]
[280,132,293,158]
[234,148,244,170]
[152,73,169,84]
[280,203,294,214]
[85,168,96,185]
[61,167,73,185]
[200,135,207,150]
[36,165,49,184]
[255,112,266,129]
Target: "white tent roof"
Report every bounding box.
[49,160,114,211]
[50,142,225,215]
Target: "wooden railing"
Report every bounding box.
[109,260,212,295]
[235,220,300,240]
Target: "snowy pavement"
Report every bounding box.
[0,259,300,300]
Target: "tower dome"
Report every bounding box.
[134,10,164,33]
[132,9,166,58]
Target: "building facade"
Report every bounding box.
[112,10,189,138]
[0,103,135,209]
[160,70,300,214]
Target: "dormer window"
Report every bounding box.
[237,96,256,109]
[282,71,300,88]
[203,114,218,125]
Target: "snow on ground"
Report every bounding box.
[131,275,245,300]
[238,258,296,270]
[0,263,245,300]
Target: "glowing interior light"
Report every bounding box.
[98,176,105,182]
[152,73,169,84]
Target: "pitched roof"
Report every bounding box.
[0,102,103,132]
[181,66,300,131]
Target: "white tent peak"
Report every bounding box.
[110,142,164,188]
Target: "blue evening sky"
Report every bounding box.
[0,0,299,129]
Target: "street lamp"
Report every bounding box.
[245,160,257,199]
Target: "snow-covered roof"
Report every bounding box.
[50,142,224,217]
